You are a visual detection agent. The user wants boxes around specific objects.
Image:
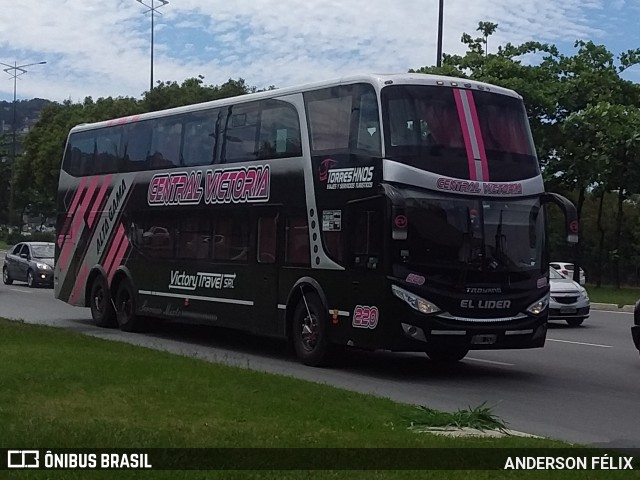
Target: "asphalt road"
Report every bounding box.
[1,280,638,449]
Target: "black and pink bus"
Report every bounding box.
[55,73,578,365]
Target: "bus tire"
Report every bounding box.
[115,278,143,332]
[90,276,117,328]
[292,292,333,367]
[425,346,469,363]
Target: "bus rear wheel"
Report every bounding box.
[90,276,116,328]
[115,278,143,332]
[425,346,469,363]
[292,292,333,367]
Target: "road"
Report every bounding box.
[1,280,638,449]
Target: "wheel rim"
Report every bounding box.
[93,286,105,315]
[27,272,33,286]
[3,269,7,282]
[119,289,132,319]
[300,311,319,351]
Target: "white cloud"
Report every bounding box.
[0,0,627,102]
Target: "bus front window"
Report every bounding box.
[382,85,540,181]
[402,191,544,276]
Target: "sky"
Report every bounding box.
[0,0,639,103]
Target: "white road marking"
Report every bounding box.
[9,288,32,294]
[464,357,515,367]
[547,338,612,348]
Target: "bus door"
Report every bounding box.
[252,209,281,335]
[345,196,386,339]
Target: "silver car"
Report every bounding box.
[548,267,590,326]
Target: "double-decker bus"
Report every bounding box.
[55,73,578,365]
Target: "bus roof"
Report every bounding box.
[69,73,522,134]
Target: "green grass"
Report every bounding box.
[406,403,508,432]
[0,238,8,251]
[585,284,640,306]
[0,318,633,479]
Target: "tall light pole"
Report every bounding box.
[135,0,169,91]
[436,0,444,67]
[1,60,46,227]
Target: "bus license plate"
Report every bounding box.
[471,334,497,345]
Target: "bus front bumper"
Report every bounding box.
[390,313,548,352]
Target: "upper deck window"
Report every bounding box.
[381,85,539,182]
[304,83,381,156]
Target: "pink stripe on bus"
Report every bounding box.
[108,235,130,282]
[57,176,101,272]
[102,224,125,276]
[87,175,112,228]
[68,263,89,306]
[453,89,477,181]
[466,90,490,181]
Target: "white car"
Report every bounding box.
[550,261,586,285]
[548,267,590,327]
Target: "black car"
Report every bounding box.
[2,242,55,288]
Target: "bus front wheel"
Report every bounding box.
[425,346,469,363]
[292,292,333,367]
[115,278,143,332]
[90,276,116,328]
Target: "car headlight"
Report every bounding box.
[578,286,589,301]
[36,262,51,270]
[392,285,441,314]
[527,294,549,315]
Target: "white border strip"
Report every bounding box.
[278,304,349,317]
[138,290,254,306]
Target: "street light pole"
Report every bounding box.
[1,60,46,227]
[436,0,444,67]
[135,0,169,91]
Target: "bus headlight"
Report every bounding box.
[527,294,549,315]
[392,285,441,315]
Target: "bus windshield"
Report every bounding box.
[381,85,540,182]
[401,189,544,277]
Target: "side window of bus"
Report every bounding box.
[134,220,175,259]
[150,119,182,169]
[95,128,122,174]
[257,215,278,264]
[182,110,219,166]
[63,132,95,176]
[355,90,381,154]
[305,83,380,156]
[213,216,249,262]
[176,217,211,259]
[285,217,310,265]
[123,122,152,172]
[257,102,302,159]
[222,104,260,163]
[306,90,351,152]
[349,208,382,269]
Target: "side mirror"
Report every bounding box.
[20,253,28,259]
[542,192,578,245]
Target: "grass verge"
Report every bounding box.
[586,285,640,306]
[0,318,631,479]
